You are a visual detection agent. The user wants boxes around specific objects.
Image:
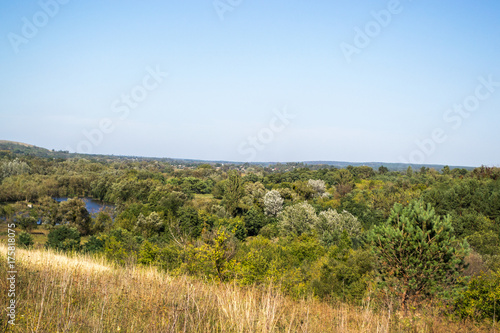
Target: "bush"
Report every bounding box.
[46,225,81,251]
[312,233,374,302]
[18,231,34,248]
[138,240,159,265]
[244,207,268,237]
[454,271,500,321]
[82,235,105,254]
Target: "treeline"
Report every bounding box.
[1,154,499,322]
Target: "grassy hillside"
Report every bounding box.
[0,244,493,332]
[0,140,70,159]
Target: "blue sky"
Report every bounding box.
[1,0,499,166]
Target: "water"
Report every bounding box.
[53,197,115,215]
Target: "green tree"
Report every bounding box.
[369,200,469,309]
[92,211,113,234]
[406,166,413,177]
[58,198,92,236]
[222,171,244,216]
[244,207,268,236]
[378,166,389,174]
[15,214,38,232]
[312,232,374,302]
[138,240,160,265]
[177,206,203,238]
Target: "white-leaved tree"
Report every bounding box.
[315,209,362,246]
[277,202,318,236]
[308,179,331,198]
[263,190,284,217]
[0,158,31,182]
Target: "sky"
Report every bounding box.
[1,0,499,167]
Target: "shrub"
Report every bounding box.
[82,235,105,254]
[138,240,159,265]
[18,231,34,248]
[312,232,374,302]
[46,225,81,251]
[454,271,500,322]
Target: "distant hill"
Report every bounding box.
[0,140,476,171]
[0,140,70,159]
[300,160,476,172]
[0,140,35,148]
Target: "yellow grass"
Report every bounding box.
[0,244,494,332]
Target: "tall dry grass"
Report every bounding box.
[0,244,494,332]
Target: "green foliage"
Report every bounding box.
[103,236,129,265]
[259,222,279,239]
[15,214,38,232]
[237,234,325,297]
[138,240,160,265]
[92,211,113,234]
[378,166,389,174]
[2,151,499,320]
[58,198,92,236]
[177,206,203,238]
[222,171,244,216]
[216,216,247,241]
[135,212,165,238]
[46,225,81,251]
[181,227,238,281]
[369,200,470,308]
[82,235,105,254]
[454,271,500,321]
[312,232,374,302]
[244,206,268,237]
[156,244,182,271]
[18,231,34,248]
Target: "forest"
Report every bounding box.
[1,147,499,329]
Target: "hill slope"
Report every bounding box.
[0,244,488,332]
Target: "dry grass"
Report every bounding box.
[0,244,495,333]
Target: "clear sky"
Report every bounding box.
[1,0,499,166]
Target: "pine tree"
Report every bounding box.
[369,200,469,309]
